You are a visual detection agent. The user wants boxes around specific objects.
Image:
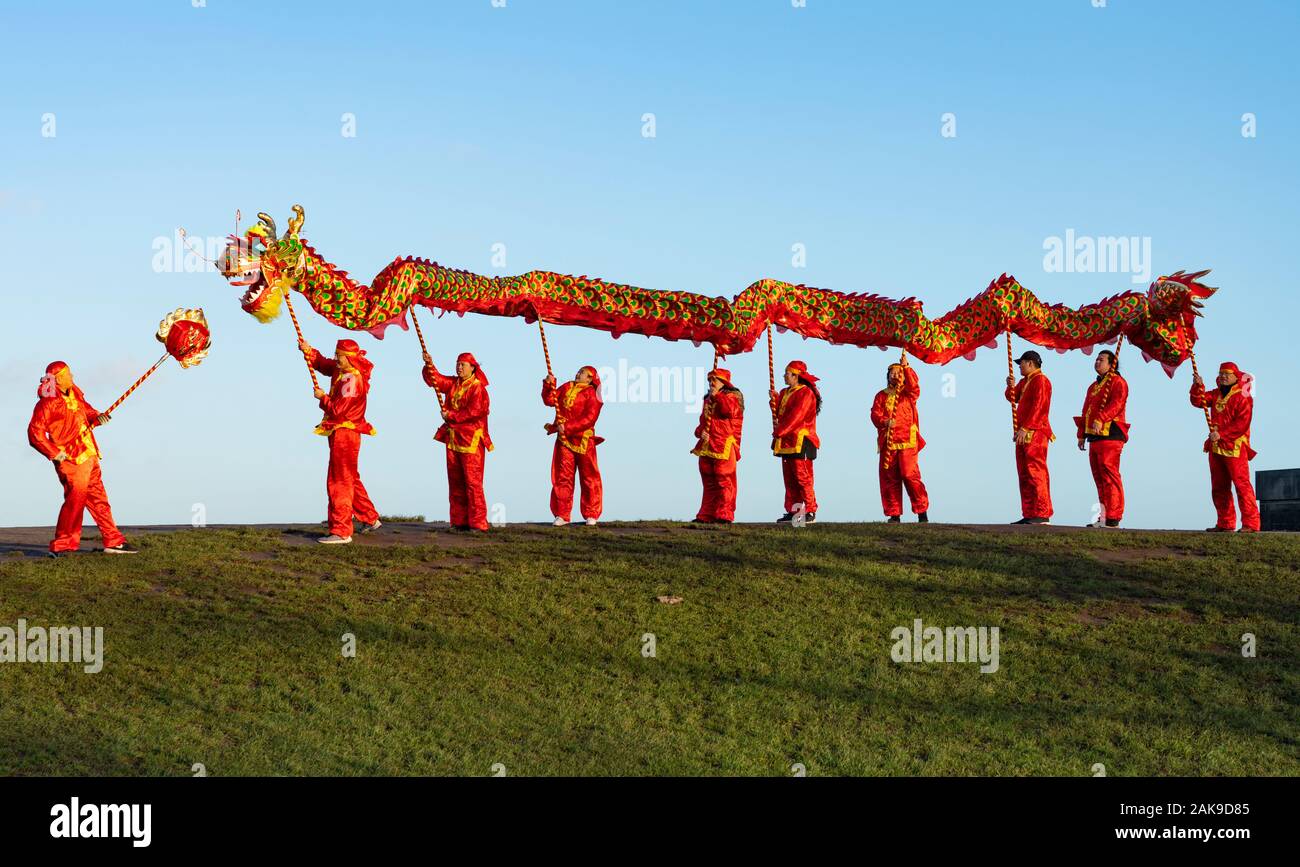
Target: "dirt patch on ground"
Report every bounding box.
[1073,599,1200,625]
[1089,547,1194,564]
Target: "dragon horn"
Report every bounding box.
[286,204,305,239]
[255,211,278,240]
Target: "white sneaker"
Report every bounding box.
[1086,519,1105,528]
[584,518,598,526]
[552,517,568,527]
[318,535,353,545]
[358,519,382,535]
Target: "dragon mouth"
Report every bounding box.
[237,273,271,312]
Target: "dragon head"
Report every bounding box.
[217,205,307,323]
[1135,269,1216,374]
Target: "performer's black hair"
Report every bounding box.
[799,376,823,415]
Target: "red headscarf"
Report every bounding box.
[708,368,733,387]
[785,359,822,405]
[39,361,90,404]
[786,360,818,384]
[579,365,602,401]
[457,352,488,385]
[335,339,373,380]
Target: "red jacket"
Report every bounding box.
[1074,372,1129,440]
[1005,369,1054,442]
[29,386,103,465]
[772,384,819,455]
[310,349,375,436]
[542,380,604,454]
[1190,382,1255,459]
[870,366,925,453]
[426,368,492,453]
[692,388,744,460]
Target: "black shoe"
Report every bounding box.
[886,516,901,524]
[1025,517,1051,525]
[691,517,710,524]
[103,544,139,555]
[1011,518,1031,525]
[46,550,68,559]
[1105,518,1120,528]
[452,524,471,531]
[777,513,794,523]
[917,512,929,523]
[805,513,816,524]
[1205,526,1230,533]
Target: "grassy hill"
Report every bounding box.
[1,521,1297,776]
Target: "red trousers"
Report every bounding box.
[551,442,602,520]
[1208,452,1259,531]
[879,449,928,517]
[696,455,738,522]
[326,429,379,537]
[781,457,817,514]
[51,458,124,552]
[1014,436,1053,519]
[446,447,489,530]
[1087,440,1124,522]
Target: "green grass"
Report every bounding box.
[1,522,1297,776]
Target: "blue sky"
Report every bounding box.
[2,0,1297,529]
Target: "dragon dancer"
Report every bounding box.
[300,338,381,544]
[1005,350,1054,525]
[869,359,929,523]
[771,360,821,523]
[27,361,136,556]
[543,365,604,526]
[1190,361,1259,532]
[424,352,492,531]
[691,368,744,523]
[1074,349,1128,528]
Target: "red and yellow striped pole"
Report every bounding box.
[766,324,778,425]
[283,291,319,392]
[1006,324,1019,437]
[410,306,445,412]
[1189,347,1214,432]
[103,352,170,417]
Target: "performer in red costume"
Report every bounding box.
[869,360,929,523]
[1074,349,1128,529]
[1005,350,1054,524]
[771,360,821,523]
[1190,361,1259,532]
[543,365,604,526]
[300,338,381,544]
[27,361,136,557]
[692,368,744,523]
[424,352,492,531]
